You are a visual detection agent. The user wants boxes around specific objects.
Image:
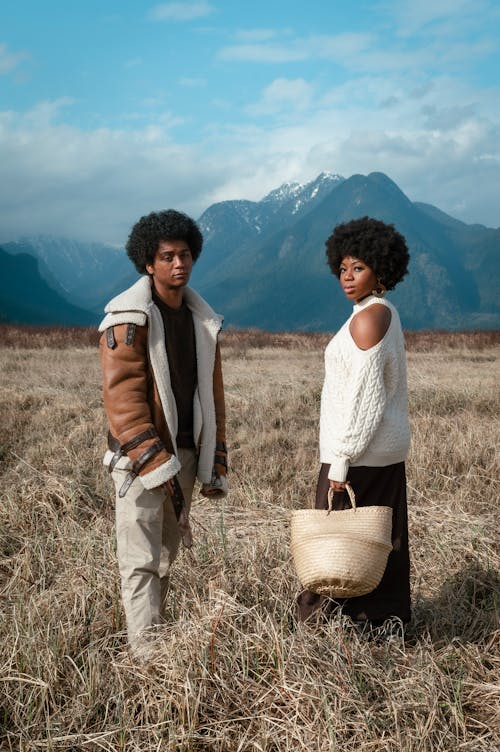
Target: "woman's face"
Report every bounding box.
[338,255,378,303]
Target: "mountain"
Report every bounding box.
[0,247,98,326]
[194,172,344,278]
[413,202,500,313]
[3,236,138,313]
[191,172,499,330]
[1,171,498,330]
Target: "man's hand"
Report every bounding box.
[162,478,175,494]
[200,469,226,499]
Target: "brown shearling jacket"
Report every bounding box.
[98,278,226,492]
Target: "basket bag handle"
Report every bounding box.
[327,482,356,514]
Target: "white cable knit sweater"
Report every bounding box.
[319,295,410,482]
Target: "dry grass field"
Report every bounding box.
[0,326,498,751]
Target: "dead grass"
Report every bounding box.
[1,323,498,351]
[0,329,498,751]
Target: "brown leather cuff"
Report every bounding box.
[118,440,165,498]
[108,428,159,473]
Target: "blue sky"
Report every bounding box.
[1,0,499,243]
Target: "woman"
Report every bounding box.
[297,216,411,628]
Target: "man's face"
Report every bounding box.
[146,240,193,292]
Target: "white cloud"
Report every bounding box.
[386,0,492,36]
[178,76,207,87]
[217,33,373,64]
[247,78,314,115]
[148,2,215,21]
[1,74,499,247]
[0,103,226,244]
[216,30,447,77]
[217,10,498,76]
[124,58,143,69]
[0,42,28,75]
[198,72,500,227]
[20,98,76,127]
[218,42,306,64]
[233,29,280,42]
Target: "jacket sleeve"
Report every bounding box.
[99,323,181,487]
[320,343,387,482]
[213,339,227,477]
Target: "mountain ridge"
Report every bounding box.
[1,171,498,330]
[0,247,99,326]
[192,172,498,330]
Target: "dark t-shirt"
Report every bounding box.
[153,291,197,448]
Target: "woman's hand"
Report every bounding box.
[201,485,221,497]
[329,479,346,493]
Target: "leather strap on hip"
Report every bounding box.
[169,475,185,520]
[169,475,193,549]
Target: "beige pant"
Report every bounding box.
[111,448,197,649]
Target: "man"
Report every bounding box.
[99,209,227,658]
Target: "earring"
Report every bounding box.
[372,278,386,298]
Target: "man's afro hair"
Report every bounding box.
[126,209,203,274]
[325,216,409,291]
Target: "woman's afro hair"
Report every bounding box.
[325,216,409,291]
[126,209,203,273]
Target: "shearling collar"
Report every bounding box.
[104,276,153,315]
[100,275,223,333]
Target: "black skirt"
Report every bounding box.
[296,462,411,625]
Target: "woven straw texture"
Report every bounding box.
[291,486,393,598]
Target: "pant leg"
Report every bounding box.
[112,470,165,647]
[159,448,197,605]
[112,447,198,648]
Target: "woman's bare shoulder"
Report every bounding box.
[349,303,391,350]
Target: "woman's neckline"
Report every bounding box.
[353,293,385,311]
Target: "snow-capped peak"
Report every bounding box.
[261,172,344,214]
[261,182,304,205]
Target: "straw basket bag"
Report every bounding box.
[290,484,393,598]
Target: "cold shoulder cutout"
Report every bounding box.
[349,302,391,350]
